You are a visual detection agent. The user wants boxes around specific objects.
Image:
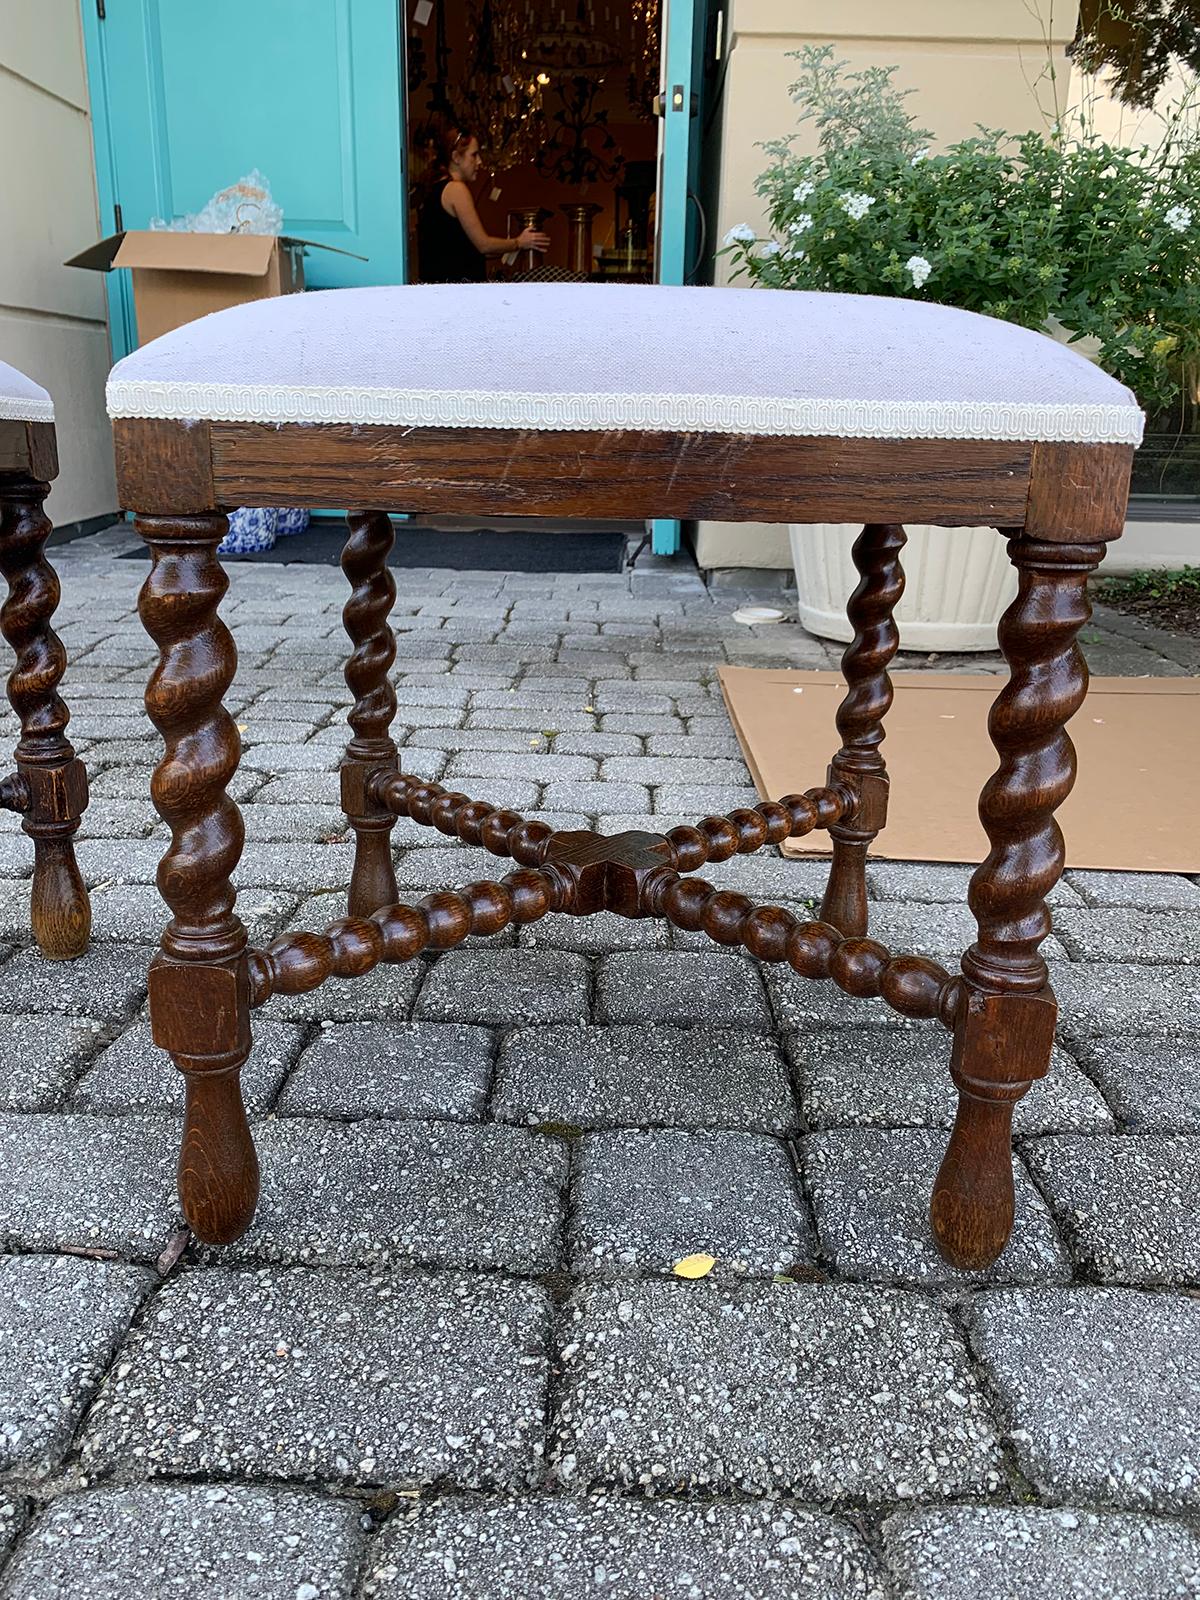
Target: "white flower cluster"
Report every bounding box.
[722,222,757,247]
[788,213,814,235]
[1165,204,1193,234]
[906,254,932,288]
[792,180,815,202]
[910,149,930,165]
[760,240,781,258]
[840,192,875,221]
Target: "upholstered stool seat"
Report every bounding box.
[0,362,90,958]
[107,282,1142,444]
[107,283,1140,1271]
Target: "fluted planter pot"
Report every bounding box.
[789,522,1018,652]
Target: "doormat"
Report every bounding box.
[120,525,628,574]
[719,666,1200,873]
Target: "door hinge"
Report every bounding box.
[96,0,106,18]
[114,202,123,232]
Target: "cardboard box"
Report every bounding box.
[719,666,1200,873]
[65,231,360,345]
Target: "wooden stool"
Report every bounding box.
[0,363,90,959]
[105,283,1141,1268]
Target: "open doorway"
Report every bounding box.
[405,1,664,285]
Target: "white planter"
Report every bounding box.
[789,523,1018,653]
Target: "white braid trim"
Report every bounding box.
[0,394,54,424]
[105,380,1145,446]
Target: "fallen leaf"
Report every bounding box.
[673,1252,716,1279]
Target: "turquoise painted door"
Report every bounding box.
[81,0,408,358]
[652,0,706,556]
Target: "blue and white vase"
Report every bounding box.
[219,506,278,555]
[275,507,310,538]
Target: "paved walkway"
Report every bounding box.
[0,524,1197,1598]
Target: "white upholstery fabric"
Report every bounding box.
[0,360,53,424]
[106,283,1142,446]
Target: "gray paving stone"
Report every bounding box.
[1066,869,1200,910]
[279,1021,493,1120]
[0,1113,180,1257]
[241,802,349,842]
[0,834,32,877]
[0,1014,105,1111]
[541,781,652,814]
[518,908,669,955]
[880,1503,1200,1600]
[448,750,597,783]
[232,842,355,892]
[75,798,159,840]
[1052,963,1200,1036]
[600,713,685,737]
[551,731,643,757]
[0,1494,21,1558]
[1071,1036,1200,1132]
[653,785,761,815]
[74,1018,305,1114]
[968,1287,1200,1510]
[87,883,297,944]
[1023,1134,1200,1285]
[571,1129,814,1278]
[71,836,164,886]
[0,943,152,1025]
[364,1494,886,1600]
[802,1127,1071,1287]
[552,1280,1001,1500]
[391,845,507,891]
[415,949,589,1026]
[1053,908,1200,964]
[493,1025,796,1133]
[82,1267,550,1490]
[696,851,830,900]
[602,756,751,786]
[868,860,1082,908]
[226,1117,565,1271]
[0,1254,151,1477]
[790,1029,1114,1135]
[1,1483,367,1600]
[595,951,771,1029]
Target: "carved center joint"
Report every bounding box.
[544,829,674,918]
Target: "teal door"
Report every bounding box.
[81,0,408,359]
[651,0,713,556]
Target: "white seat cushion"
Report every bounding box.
[0,360,53,424]
[106,283,1142,446]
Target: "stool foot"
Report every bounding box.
[0,474,90,958]
[30,835,90,960]
[341,510,399,916]
[179,1064,259,1245]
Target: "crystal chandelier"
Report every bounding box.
[453,0,661,169]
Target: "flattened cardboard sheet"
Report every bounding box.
[719,666,1200,873]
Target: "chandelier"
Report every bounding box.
[452,0,661,168]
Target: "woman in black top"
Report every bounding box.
[418,128,549,283]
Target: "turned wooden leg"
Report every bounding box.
[820,523,905,935]
[931,536,1105,1269]
[138,511,258,1245]
[0,474,90,959]
[341,509,400,916]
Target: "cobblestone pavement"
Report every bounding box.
[0,523,1198,1598]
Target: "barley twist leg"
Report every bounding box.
[0,474,90,958]
[932,536,1104,1269]
[820,523,906,935]
[138,511,257,1245]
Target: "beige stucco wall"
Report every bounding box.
[697,0,1079,569]
[0,0,116,526]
